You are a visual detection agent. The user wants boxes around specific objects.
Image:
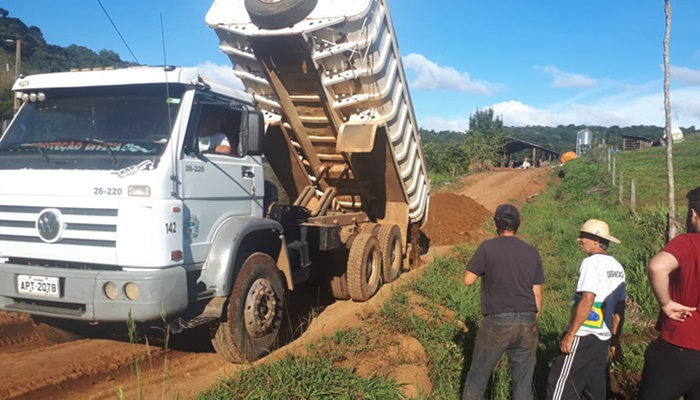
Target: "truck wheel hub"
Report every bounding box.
[244,278,277,338]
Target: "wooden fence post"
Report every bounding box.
[612,157,616,186]
[608,148,611,172]
[619,172,624,204]
[631,179,636,216]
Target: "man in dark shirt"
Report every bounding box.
[462,204,545,400]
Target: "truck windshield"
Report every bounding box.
[0,84,184,170]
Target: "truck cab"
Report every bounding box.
[0,67,280,337]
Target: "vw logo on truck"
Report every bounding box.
[36,209,63,243]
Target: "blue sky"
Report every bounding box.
[5,0,700,131]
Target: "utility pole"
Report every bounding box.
[12,39,21,112]
[3,38,21,112]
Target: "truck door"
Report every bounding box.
[180,103,257,263]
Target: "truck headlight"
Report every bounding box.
[104,282,119,300]
[124,282,139,301]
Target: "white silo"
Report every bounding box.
[576,128,592,156]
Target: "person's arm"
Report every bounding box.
[610,299,625,363]
[214,144,232,154]
[214,134,232,154]
[533,284,543,321]
[463,244,486,286]
[648,251,696,321]
[463,270,479,286]
[560,291,594,354]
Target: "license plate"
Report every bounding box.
[17,275,60,298]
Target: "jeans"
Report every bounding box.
[462,312,538,400]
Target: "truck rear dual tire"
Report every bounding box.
[378,224,403,283]
[330,262,350,300]
[211,253,286,363]
[244,0,318,30]
[347,233,381,302]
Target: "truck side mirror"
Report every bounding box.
[246,110,264,156]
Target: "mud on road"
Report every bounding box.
[0,167,553,400]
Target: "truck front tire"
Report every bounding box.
[211,253,286,363]
[244,0,318,30]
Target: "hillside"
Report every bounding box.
[0,8,134,120]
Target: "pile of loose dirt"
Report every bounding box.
[422,193,493,246]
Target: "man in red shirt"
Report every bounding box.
[639,187,700,399]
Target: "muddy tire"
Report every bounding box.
[378,224,403,283]
[211,253,286,363]
[347,233,381,302]
[244,0,318,30]
[328,231,357,301]
[32,316,83,343]
[360,223,379,234]
[330,264,350,300]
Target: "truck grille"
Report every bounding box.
[0,205,117,247]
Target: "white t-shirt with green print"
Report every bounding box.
[570,253,626,340]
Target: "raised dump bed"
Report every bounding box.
[206,0,430,229]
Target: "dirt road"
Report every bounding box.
[0,167,553,400]
[455,167,551,212]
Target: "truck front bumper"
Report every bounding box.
[0,263,188,322]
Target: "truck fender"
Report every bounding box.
[198,216,291,297]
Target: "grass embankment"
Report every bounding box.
[198,138,700,400]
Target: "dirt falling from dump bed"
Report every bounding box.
[421,193,493,247]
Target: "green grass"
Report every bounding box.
[196,141,700,399]
[197,328,406,400]
[613,138,700,207]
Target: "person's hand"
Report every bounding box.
[560,333,575,354]
[661,300,696,322]
[610,340,624,364]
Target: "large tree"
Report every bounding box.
[465,108,506,170]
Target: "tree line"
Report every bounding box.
[420,109,697,182]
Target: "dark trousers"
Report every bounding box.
[638,338,700,400]
[546,334,609,400]
[462,312,538,400]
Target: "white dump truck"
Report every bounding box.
[0,0,429,362]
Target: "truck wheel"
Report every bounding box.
[244,0,318,30]
[378,225,403,283]
[329,231,355,300]
[211,253,286,363]
[347,233,381,302]
[32,316,83,343]
[360,223,379,234]
[330,263,350,300]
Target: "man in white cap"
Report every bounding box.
[547,219,626,400]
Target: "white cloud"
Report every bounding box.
[403,53,503,95]
[420,116,470,132]
[418,86,700,130]
[670,65,700,85]
[537,66,598,88]
[490,101,560,127]
[195,61,245,90]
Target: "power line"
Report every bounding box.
[96,0,140,64]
